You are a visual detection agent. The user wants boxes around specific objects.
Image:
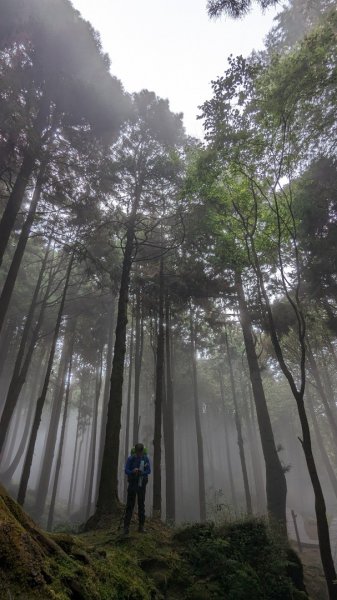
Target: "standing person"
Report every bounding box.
[123,443,151,535]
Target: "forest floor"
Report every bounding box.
[297,546,328,600]
[0,483,327,599]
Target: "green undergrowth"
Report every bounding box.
[0,485,311,599]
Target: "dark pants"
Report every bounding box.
[124,481,147,529]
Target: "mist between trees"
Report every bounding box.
[1,0,337,597]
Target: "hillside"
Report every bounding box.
[0,485,323,599]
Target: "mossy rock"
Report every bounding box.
[0,485,312,600]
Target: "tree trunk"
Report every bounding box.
[0,322,13,388]
[190,307,207,522]
[95,199,139,517]
[153,257,164,519]
[307,345,337,443]
[123,312,134,503]
[17,253,74,506]
[224,329,252,515]
[307,389,337,500]
[0,96,50,267]
[296,391,337,600]
[0,162,47,335]
[33,316,77,519]
[67,383,85,516]
[85,352,103,521]
[251,245,337,597]
[235,270,287,529]
[0,240,52,457]
[0,346,47,483]
[47,352,74,531]
[95,296,116,498]
[219,371,237,509]
[240,378,266,513]
[164,295,175,524]
[133,286,144,444]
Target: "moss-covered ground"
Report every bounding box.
[0,485,320,599]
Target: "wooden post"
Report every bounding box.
[291,509,303,553]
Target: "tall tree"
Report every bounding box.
[93,91,184,520]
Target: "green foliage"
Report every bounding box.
[207,0,280,19]
[174,518,307,599]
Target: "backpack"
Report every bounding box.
[130,446,148,456]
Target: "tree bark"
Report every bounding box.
[17,252,74,506]
[307,345,337,443]
[297,390,337,599]
[307,389,337,500]
[95,296,116,498]
[133,285,144,444]
[47,352,73,531]
[153,257,165,519]
[224,329,252,515]
[33,316,77,519]
[219,371,237,509]
[0,161,47,335]
[250,243,337,597]
[164,295,175,524]
[240,378,266,513]
[0,346,47,483]
[235,270,287,529]
[123,312,134,503]
[67,383,85,516]
[85,352,103,521]
[0,240,52,457]
[95,198,139,516]
[0,96,50,267]
[190,307,207,522]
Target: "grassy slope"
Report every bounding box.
[0,485,322,599]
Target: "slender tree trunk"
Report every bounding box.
[47,353,73,530]
[133,286,143,444]
[326,336,337,372]
[0,240,52,457]
[123,313,134,503]
[95,199,139,517]
[224,329,252,515]
[320,351,337,408]
[251,245,337,598]
[67,385,85,515]
[219,371,237,509]
[34,316,77,519]
[153,257,164,519]
[17,253,74,506]
[0,96,50,267]
[190,307,206,522]
[296,390,337,599]
[0,322,13,387]
[0,346,47,483]
[85,353,103,521]
[307,389,337,500]
[164,295,175,524]
[307,345,337,443]
[72,434,85,512]
[0,162,47,335]
[3,399,22,463]
[240,378,266,513]
[95,296,116,497]
[235,270,287,529]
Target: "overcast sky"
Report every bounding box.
[71,0,279,138]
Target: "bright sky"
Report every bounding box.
[71,0,279,138]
